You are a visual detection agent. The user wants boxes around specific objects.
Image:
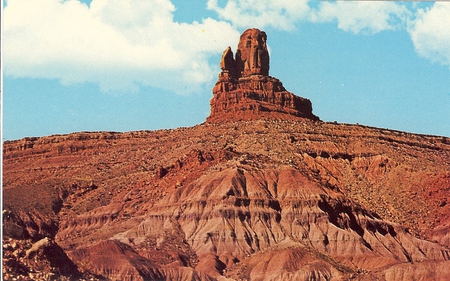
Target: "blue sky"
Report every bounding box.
[2,0,450,140]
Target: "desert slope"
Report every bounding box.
[3,119,450,280]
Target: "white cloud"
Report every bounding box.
[408,3,450,68]
[206,0,310,30]
[3,0,240,94]
[310,1,411,34]
[206,0,410,34]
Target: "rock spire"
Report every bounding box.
[207,28,319,122]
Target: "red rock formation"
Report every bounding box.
[3,122,450,280]
[207,28,319,122]
[235,28,270,77]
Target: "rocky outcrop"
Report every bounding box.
[219,28,269,79]
[207,28,319,122]
[236,28,270,77]
[2,237,80,280]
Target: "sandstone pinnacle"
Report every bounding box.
[207,28,319,123]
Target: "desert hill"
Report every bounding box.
[3,29,450,281]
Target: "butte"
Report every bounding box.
[207,28,320,123]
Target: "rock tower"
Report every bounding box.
[207,28,319,122]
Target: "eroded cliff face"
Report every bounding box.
[109,166,450,280]
[3,120,450,280]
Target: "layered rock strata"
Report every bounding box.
[207,28,319,122]
[3,121,450,280]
